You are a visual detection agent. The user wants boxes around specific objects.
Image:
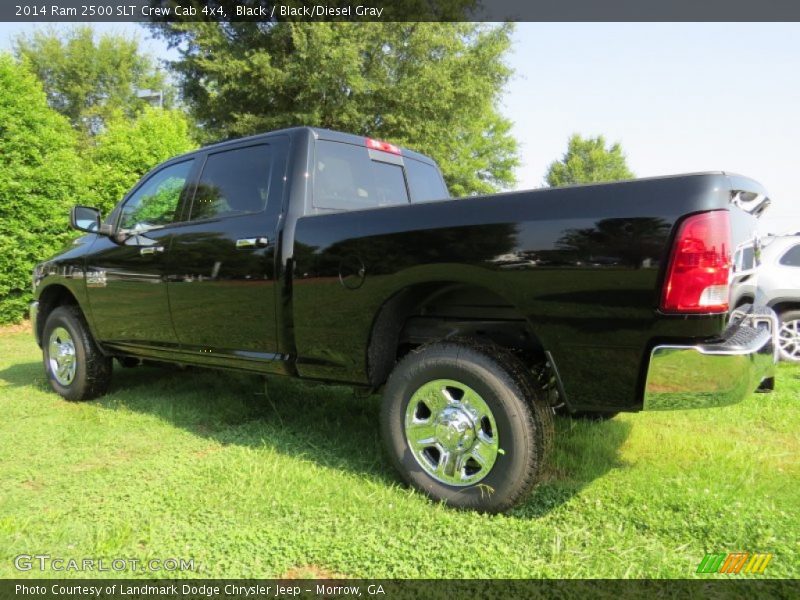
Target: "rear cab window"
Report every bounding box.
[311,139,448,213]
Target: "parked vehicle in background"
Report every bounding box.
[730,239,758,308]
[29,128,778,512]
[732,232,800,362]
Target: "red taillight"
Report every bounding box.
[661,210,732,313]
[365,137,401,155]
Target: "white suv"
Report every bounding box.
[731,232,800,362]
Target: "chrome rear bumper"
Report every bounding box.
[643,305,777,410]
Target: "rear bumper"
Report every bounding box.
[643,305,777,410]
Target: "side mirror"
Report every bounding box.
[70,206,102,234]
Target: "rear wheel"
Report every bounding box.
[380,341,553,513]
[777,310,800,362]
[42,305,112,401]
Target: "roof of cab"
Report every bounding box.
[310,127,436,164]
[165,126,438,166]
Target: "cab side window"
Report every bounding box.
[118,160,193,232]
[189,145,273,221]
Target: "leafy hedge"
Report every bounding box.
[85,107,196,215]
[0,55,83,324]
[0,56,196,325]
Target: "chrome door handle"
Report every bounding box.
[140,246,165,256]
[236,237,269,248]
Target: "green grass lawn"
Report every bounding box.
[0,326,797,579]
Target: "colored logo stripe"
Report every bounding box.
[697,552,773,574]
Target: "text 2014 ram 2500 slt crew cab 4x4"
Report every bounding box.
[31,127,777,512]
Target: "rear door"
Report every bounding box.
[167,137,289,359]
[770,240,800,304]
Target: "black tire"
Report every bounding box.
[380,340,554,513]
[777,309,800,363]
[42,305,112,401]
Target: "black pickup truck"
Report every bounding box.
[31,127,777,511]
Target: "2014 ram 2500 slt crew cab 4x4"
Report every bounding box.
[31,127,777,512]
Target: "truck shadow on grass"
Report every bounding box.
[1,361,631,518]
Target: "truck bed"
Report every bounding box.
[289,172,762,411]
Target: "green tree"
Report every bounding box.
[545,134,634,187]
[0,54,83,323]
[14,25,172,138]
[151,22,518,196]
[85,107,196,215]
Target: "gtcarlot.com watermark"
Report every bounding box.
[14,554,196,573]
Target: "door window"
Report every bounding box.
[779,244,800,267]
[118,160,193,232]
[189,145,273,221]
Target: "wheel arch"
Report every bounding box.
[365,280,554,389]
[35,284,86,348]
[769,299,800,315]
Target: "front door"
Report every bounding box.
[167,137,288,360]
[86,159,196,347]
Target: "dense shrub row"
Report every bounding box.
[0,54,195,323]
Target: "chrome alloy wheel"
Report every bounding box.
[404,379,500,486]
[48,326,77,386]
[778,319,800,362]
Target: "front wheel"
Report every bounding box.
[380,341,554,513]
[42,305,112,401]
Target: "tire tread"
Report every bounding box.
[381,338,555,512]
[43,305,112,401]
